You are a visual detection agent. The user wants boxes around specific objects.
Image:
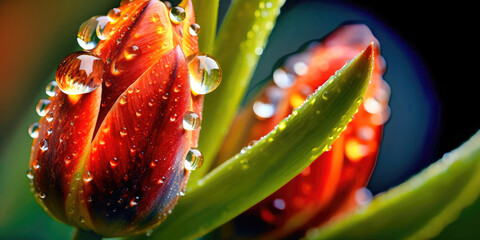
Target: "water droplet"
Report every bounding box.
[130,196,139,207]
[26,168,34,180]
[38,192,46,199]
[77,16,106,50]
[82,171,93,182]
[96,16,110,40]
[185,148,203,171]
[363,98,381,114]
[188,54,222,95]
[107,8,122,22]
[273,198,286,210]
[36,99,51,117]
[79,217,85,224]
[45,81,58,97]
[119,127,128,137]
[355,187,373,206]
[183,111,201,130]
[67,207,76,214]
[321,91,329,100]
[169,6,186,24]
[189,23,200,36]
[124,45,142,60]
[74,172,81,181]
[28,122,40,138]
[253,100,275,119]
[39,139,48,151]
[146,229,153,237]
[110,157,119,167]
[56,51,105,95]
[273,67,295,88]
[119,95,127,105]
[45,112,54,122]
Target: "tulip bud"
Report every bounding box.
[27,0,220,237]
[216,23,390,238]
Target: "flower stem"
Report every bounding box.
[72,228,102,240]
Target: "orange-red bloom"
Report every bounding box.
[27,0,204,237]
[217,23,390,239]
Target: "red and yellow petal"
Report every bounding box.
[28,87,101,224]
[93,0,177,133]
[80,47,192,237]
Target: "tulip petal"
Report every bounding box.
[145,44,374,240]
[307,130,480,240]
[81,46,191,237]
[28,88,101,224]
[93,0,176,134]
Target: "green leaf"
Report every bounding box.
[305,130,480,240]
[191,0,287,184]
[191,0,219,54]
[137,45,374,240]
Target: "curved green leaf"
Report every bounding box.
[192,0,287,184]
[137,45,374,240]
[191,0,219,54]
[305,130,480,240]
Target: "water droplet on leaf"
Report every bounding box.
[45,81,58,97]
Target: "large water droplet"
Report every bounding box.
[169,6,186,24]
[182,111,201,130]
[185,148,203,171]
[36,99,51,117]
[45,81,58,97]
[188,54,222,95]
[28,122,40,138]
[56,51,104,95]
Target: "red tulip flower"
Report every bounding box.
[216,23,390,239]
[27,0,219,237]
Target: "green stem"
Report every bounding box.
[72,228,102,240]
[192,0,219,54]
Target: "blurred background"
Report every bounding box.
[0,0,477,239]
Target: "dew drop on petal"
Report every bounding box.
[26,168,34,180]
[107,8,122,22]
[182,111,201,130]
[39,139,49,151]
[45,112,54,122]
[185,148,203,171]
[169,6,186,24]
[124,45,142,60]
[110,157,119,167]
[36,99,51,117]
[96,16,110,40]
[56,51,104,95]
[188,54,222,95]
[45,81,58,97]
[77,16,104,50]
[355,187,373,206]
[273,198,286,210]
[38,192,46,199]
[28,122,40,138]
[82,171,93,182]
[189,23,200,36]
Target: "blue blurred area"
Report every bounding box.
[246,0,445,194]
